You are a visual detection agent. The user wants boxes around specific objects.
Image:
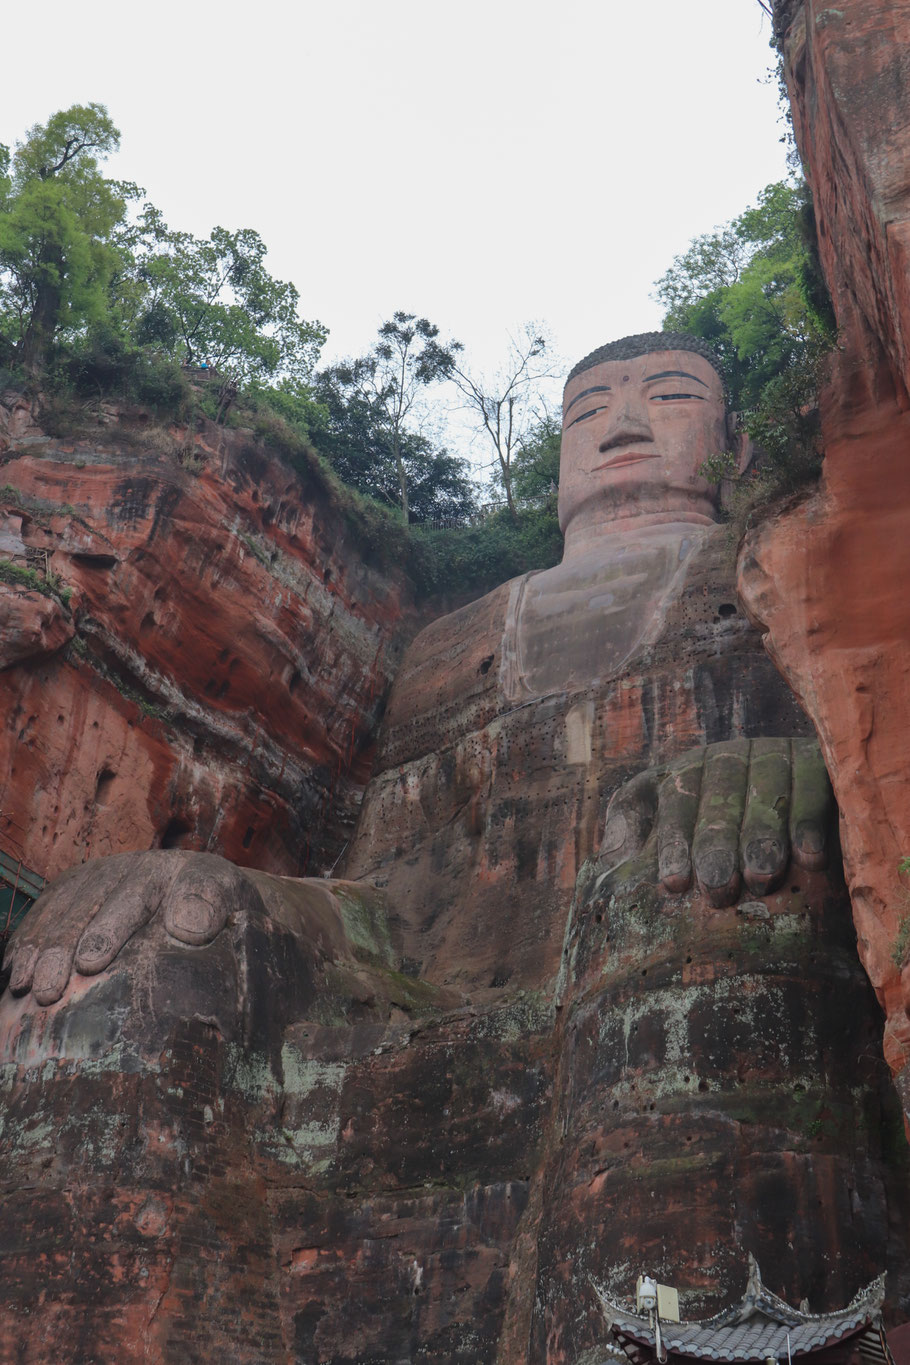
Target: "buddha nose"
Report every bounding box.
[598,398,653,452]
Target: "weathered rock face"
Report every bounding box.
[2,847,905,1363]
[0,399,413,881]
[741,0,910,1114]
[0,861,553,1363]
[7,284,910,1362]
[346,528,811,993]
[533,856,908,1362]
[7,496,908,1363]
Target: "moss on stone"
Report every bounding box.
[334,886,394,967]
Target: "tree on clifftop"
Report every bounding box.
[321,313,462,522]
[654,178,837,485]
[451,323,557,519]
[653,179,835,412]
[0,104,327,397]
[0,104,137,376]
[312,365,476,524]
[128,209,326,385]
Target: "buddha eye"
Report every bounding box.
[566,404,609,429]
[651,392,704,402]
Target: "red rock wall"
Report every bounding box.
[346,530,813,992]
[8,9,910,1347]
[0,400,414,881]
[740,0,910,1112]
[3,859,903,1363]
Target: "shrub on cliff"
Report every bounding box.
[50,323,192,414]
[655,178,836,519]
[409,503,562,600]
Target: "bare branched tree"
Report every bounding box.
[451,324,558,519]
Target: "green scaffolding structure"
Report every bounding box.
[0,847,45,938]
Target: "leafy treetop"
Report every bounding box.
[128,208,326,384]
[653,179,834,412]
[654,178,837,509]
[0,104,138,375]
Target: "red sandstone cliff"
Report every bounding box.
[0,394,415,883]
[5,10,910,1353]
[740,0,910,1111]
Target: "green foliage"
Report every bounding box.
[12,104,118,183]
[128,209,327,384]
[0,557,71,608]
[510,415,561,507]
[0,104,139,376]
[655,179,836,529]
[51,323,192,413]
[655,179,835,412]
[741,334,828,478]
[409,504,562,600]
[314,343,476,524]
[238,531,271,566]
[250,378,328,443]
[321,313,463,522]
[0,560,43,591]
[892,915,910,970]
[699,451,740,484]
[804,1113,825,1140]
[892,858,910,969]
[0,104,326,398]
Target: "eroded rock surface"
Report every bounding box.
[346,525,811,994]
[741,0,910,1112]
[4,317,910,1364]
[0,402,413,880]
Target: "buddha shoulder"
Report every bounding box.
[377,576,516,769]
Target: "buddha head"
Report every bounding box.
[558,332,748,553]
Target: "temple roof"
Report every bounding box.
[597,1257,891,1365]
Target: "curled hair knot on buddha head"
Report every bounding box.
[566,331,726,400]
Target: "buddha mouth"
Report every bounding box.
[589,451,659,472]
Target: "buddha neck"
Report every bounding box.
[561,502,717,559]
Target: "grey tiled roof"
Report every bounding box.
[597,1256,886,1365]
[609,1312,873,1362]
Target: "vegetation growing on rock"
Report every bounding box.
[0,103,840,600]
[654,178,837,530]
[0,103,568,601]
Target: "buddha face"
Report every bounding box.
[558,348,730,534]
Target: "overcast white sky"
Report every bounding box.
[4,0,786,428]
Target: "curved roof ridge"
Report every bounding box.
[592,1258,886,1335]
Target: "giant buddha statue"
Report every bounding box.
[1,335,906,1363]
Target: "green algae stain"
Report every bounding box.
[334,885,394,966]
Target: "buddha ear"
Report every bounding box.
[726,412,753,474]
